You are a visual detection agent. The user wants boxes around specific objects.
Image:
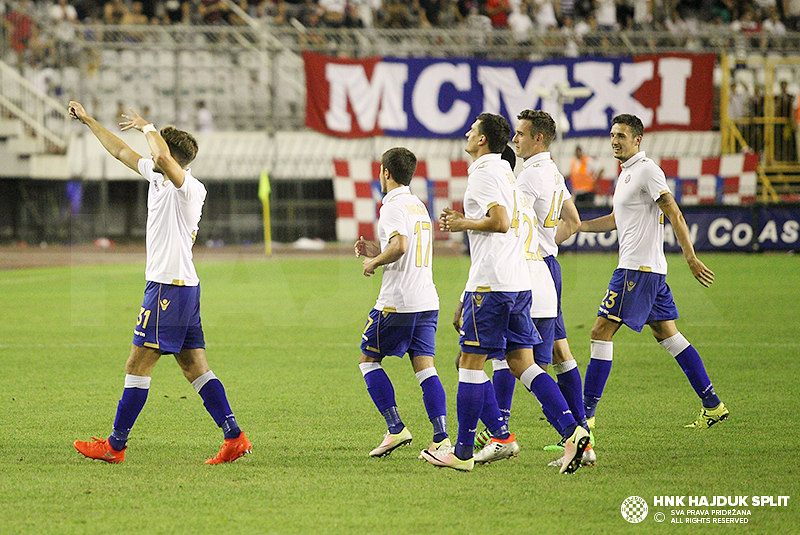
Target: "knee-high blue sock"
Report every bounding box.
[479,379,510,440]
[491,359,516,424]
[415,367,448,442]
[360,362,404,434]
[660,333,721,408]
[109,374,151,451]
[553,360,589,431]
[584,340,613,419]
[520,365,577,440]
[193,371,241,439]
[455,369,487,460]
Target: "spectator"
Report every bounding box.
[319,0,345,26]
[775,80,796,162]
[508,0,534,44]
[162,0,190,23]
[436,0,465,26]
[104,0,128,24]
[569,144,603,205]
[485,0,511,27]
[198,0,235,24]
[196,101,213,132]
[594,0,617,30]
[728,81,750,150]
[534,0,559,29]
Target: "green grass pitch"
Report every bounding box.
[0,251,798,534]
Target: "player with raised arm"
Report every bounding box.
[574,114,727,432]
[354,147,449,458]
[69,101,251,465]
[422,113,589,473]
[511,110,596,467]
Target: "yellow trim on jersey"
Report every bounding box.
[172,279,186,286]
[464,341,481,347]
[387,231,400,240]
[144,342,160,349]
[659,190,670,196]
[485,202,499,211]
[638,266,652,272]
[382,307,397,313]
[365,346,380,353]
[607,314,622,322]
[475,286,492,292]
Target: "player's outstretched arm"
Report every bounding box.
[69,100,142,174]
[440,205,509,233]
[555,197,581,245]
[362,234,407,277]
[578,211,616,233]
[121,108,186,188]
[657,193,715,287]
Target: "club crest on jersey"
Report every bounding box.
[626,281,636,292]
[624,174,631,183]
[160,299,170,311]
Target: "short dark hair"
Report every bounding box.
[381,147,417,186]
[476,113,511,154]
[611,114,644,138]
[501,144,516,169]
[516,109,556,148]
[160,126,198,168]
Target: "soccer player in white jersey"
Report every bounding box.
[69,101,251,465]
[576,114,728,432]
[354,147,449,458]
[511,110,596,467]
[423,113,589,473]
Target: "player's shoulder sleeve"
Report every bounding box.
[176,171,207,201]
[380,199,411,237]
[138,158,155,180]
[645,160,670,201]
[515,167,539,204]
[470,167,506,212]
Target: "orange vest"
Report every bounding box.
[570,156,594,193]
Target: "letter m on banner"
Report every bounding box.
[303,51,408,137]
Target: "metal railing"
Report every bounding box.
[0,60,72,152]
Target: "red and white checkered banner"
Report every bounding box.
[333,153,759,242]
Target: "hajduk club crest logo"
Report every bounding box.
[621,496,648,523]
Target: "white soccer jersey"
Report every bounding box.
[374,186,439,313]
[516,151,572,259]
[612,151,669,274]
[463,153,530,293]
[139,159,206,286]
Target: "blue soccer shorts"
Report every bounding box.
[544,255,568,340]
[460,290,541,358]
[132,281,206,354]
[597,269,679,333]
[360,309,438,359]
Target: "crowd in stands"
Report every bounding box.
[1,0,799,35]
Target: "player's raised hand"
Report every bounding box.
[68,101,89,123]
[120,108,149,132]
[687,257,715,287]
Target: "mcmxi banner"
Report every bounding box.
[304,52,715,138]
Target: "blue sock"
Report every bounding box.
[455,370,486,460]
[584,341,613,419]
[521,366,576,439]
[675,346,721,408]
[479,380,509,440]
[194,373,240,439]
[109,375,151,451]
[555,362,589,431]
[417,370,448,442]
[492,367,516,424]
[361,363,404,434]
[660,333,721,409]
